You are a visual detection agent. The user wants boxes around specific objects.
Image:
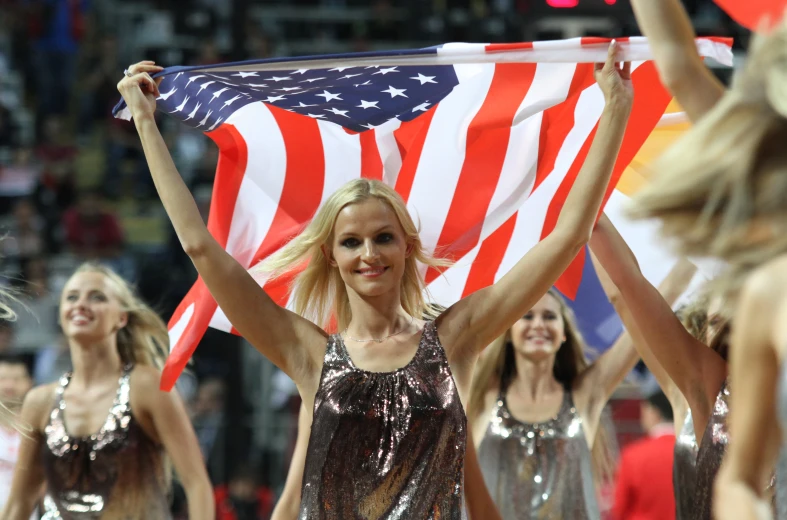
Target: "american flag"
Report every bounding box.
[114,37,733,390]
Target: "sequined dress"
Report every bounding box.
[41,366,170,519]
[693,380,730,520]
[478,387,599,520]
[299,321,467,519]
[778,363,787,519]
[673,409,698,520]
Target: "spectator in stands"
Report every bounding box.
[0,355,35,517]
[0,322,14,354]
[63,189,124,260]
[215,465,274,520]
[0,199,47,266]
[79,34,122,136]
[613,390,676,520]
[12,257,60,351]
[34,115,77,232]
[29,0,89,117]
[191,377,226,480]
[0,149,41,214]
[32,334,70,385]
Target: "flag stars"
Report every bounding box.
[381,86,407,98]
[157,87,178,101]
[197,81,216,94]
[373,66,399,75]
[265,76,292,82]
[222,94,243,109]
[197,110,213,127]
[340,73,363,80]
[357,100,380,109]
[186,75,206,86]
[233,71,259,78]
[412,102,431,112]
[316,90,342,102]
[170,95,190,113]
[306,113,326,118]
[300,77,326,83]
[329,66,353,72]
[264,95,286,103]
[354,80,372,87]
[210,87,230,102]
[326,107,350,117]
[292,69,309,75]
[410,73,437,85]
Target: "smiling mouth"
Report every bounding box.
[356,267,388,277]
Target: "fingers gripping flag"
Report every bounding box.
[114,37,733,391]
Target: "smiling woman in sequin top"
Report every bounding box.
[466,251,670,520]
[115,45,632,519]
[1,264,213,520]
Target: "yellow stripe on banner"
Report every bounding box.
[616,99,690,196]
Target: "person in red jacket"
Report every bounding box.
[613,390,676,520]
[215,465,274,520]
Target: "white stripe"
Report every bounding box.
[168,303,195,351]
[405,63,496,255]
[317,119,363,204]
[374,119,403,187]
[183,37,732,75]
[223,103,288,268]
[426,243,482,306]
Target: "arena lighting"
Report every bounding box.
[547,0,618,6]
[535,0,628,15]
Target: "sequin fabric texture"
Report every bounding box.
[693,380,730,520]
[777,363,787,519]
[41,366,170,519]
[478,388,599,520]
[299,321,467,520]
[673,409,698,520]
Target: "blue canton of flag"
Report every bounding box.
[147,62,459,133]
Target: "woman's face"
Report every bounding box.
[328,198,411,299]
[60,271,127,342]
[509,293,567,361]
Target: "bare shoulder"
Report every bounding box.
[127,365,178,407]
[742,257,787,302]
[22,383,59,431]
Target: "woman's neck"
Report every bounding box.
[345,289,413,339]
[509,351,561,401]
[68,338,124,388]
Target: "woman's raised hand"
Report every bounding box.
[594,41,634,108]
[116,61,164,121]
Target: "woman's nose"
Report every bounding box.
[361,240,380,262]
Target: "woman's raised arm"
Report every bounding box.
[117,62,327,385]
[589,213,726,438]
[631,0,726,122]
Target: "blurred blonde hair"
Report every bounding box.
[259,179,449,330]
[67,263,169,369]
[467,289,617,484]
[629,20,787,298]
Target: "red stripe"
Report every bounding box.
[250,106,326,267]
[162,122,249,390]
[580,36,631,46]
[360,129,384,180]
[460,213,518,297]
[205,124,249,247]
[393,106,438,203]
[425,63,537,284]
[534,63,597,193]
[485,42,533,52]
[549,62,673,298]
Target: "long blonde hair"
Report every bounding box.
[69,263,169,369]
[467,289,617,484]
[259,179,449,329]
[629,20,787,298]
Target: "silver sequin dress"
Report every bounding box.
[673,409,698,520]
[299,321,467,519]
[693,380,730,520]
[41,366,170,519]
[478,388,599,520]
